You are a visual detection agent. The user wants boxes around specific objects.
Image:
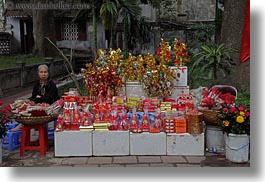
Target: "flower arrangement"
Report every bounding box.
[82,48,123,98]
[218,104,250,135]
[173,38,190,66]
[0,101,8,138]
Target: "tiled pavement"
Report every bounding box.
[0,140,250,167]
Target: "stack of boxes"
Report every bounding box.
[169,66,189,133]
[170,66,189,99]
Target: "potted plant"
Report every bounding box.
[190,43,235,82]
[218,104,250,163]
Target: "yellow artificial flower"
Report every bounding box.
[236,115,245,123]
[239,111,245,116]
[223,120,230,127]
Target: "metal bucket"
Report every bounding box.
[206,125,225,152]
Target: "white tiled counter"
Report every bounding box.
[93,131,130,156]
[55,131,92,157]
[166,133,205,156]
[130,132,167,155]
[54,131,205,156]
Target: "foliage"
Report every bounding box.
[187,64,216,89]
[190,44,236,81]
[218,104,250,135]
[76,0,155,51]
[0,55,47,69]
[190,23,216,46]
[236,90,250,110]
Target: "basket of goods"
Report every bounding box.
[11,99,64,125]
[198,109,221,126]
[198,85,237,126]
[15,113,58,125]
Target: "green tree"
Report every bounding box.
[77,0,159,52]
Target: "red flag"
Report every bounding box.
[240,0,250,63]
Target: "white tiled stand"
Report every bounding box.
[130,132,167,155]
[93,131,130,156]
[55,131,92,157]
[54,131,205,156]
[167,133,205,156]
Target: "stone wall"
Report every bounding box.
[0,60,69,93]
[159,0,216,21]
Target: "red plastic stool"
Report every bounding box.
[20,124,48,157]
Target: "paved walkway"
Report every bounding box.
[0,142,250,167]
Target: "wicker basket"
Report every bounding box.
[188,122,203,134]
[186,112,203,123]
[199,109,221,126]
[15,114,58,125]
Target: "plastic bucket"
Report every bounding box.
[224,133,250,163]
[125,81,147,98]
[206,125,225,152]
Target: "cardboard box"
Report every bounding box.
[171,86,190,100]
[170,66,188,86]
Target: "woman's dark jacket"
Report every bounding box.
[31,79,59,104]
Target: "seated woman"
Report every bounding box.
[10,64,59,132]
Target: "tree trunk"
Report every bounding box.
[32,0,57,57]
[93,6,97,52]
[219,0,249,91]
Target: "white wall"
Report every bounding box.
[5,17,21,52]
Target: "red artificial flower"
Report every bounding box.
[245,111,250,117]
[177,51,182,56]
[174,59,179,63]
[223,107,229,112]
[239,106,245,111]
[230,106,238,113]
[0,101,3,106]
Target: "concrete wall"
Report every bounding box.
[141,4,157,22]
[87,23,106,50]
[0,60,68,92]
[56,40,89,50]
[5,17,21,53]
[159,0,216,21]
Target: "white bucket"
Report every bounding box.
[224,133,250,163]
[121,81,147,98]
[206,125,225,152]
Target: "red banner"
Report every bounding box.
[240,0,250,63]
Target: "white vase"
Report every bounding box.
[224,133,250,163]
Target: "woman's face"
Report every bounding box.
[38,66,49,81]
